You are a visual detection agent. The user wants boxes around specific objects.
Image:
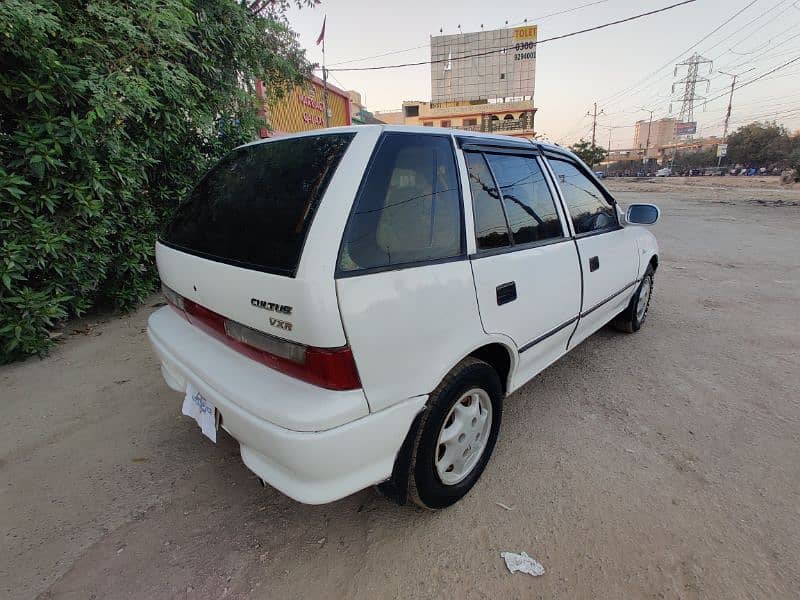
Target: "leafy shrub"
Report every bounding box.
[0,0,309,362]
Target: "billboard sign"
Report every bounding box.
[676,121,697,136]
[431,25,537,103]
[264,76,350,136]
[717,143,728,158]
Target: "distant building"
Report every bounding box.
[375,24,538,138]
[376,99,535,138]
[347,90,385,125]
[633,118,677,158]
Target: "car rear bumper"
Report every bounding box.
[147,307,427,504]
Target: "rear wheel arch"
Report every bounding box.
[378,342,514,506]
[467,342,514,395]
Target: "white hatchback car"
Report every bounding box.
[148,125,660,509]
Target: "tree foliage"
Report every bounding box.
[671,148,717,170]
[569,139,607,168]
[726,121,796,166]
[0,0,310,362]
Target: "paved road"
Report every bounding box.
[3,180,799,599]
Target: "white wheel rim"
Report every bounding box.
[636,276,652,322]
[435,388,493,485]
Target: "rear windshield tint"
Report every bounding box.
[161,133,355,276]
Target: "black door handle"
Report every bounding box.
[589,256,600,272]
[496,281,517,305]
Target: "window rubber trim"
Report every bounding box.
[336,254,467,279]
[467,148,570,258]
[160,131,356,279]
[468,235,570,260]
[157,239,297,277]
[334,131,468,279]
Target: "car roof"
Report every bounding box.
[238,124,575,158]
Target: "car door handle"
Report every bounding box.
[496,281,517,306]
[589,256,600,272]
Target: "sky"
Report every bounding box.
[285,0,800,148]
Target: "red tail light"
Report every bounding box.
[162,285,361,391]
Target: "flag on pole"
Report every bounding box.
[316,16,326,46]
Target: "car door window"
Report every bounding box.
[548,158,617,235]
[484,153,563,244]
[339,133,463,273]
[464,152,511,250]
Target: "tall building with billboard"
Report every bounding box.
[376,25,537,138]
[633,118,678,158]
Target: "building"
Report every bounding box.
[377,99,535,138]
[256,75,351,137]
[375,24,538,138]
[633,118,677,158]
[347,90,385,125]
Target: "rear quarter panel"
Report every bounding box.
[336,261,514,412]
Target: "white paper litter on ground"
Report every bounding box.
[500,551,545,577]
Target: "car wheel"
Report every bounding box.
[614,265,654,333]
[406,357,503,509]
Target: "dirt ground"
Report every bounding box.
[2,177,799,599]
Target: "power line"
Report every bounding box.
[597,0,758,106]
[320,1,697,72]
[328,0,618,67]
[703,0,796,57]
[704,54,800,104]
[602,0,795,113]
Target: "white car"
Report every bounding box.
[656,167,672,177]
[148,125,660,509]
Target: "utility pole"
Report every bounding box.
[586,102,604,147]
[641,108,654,168]
[586,102,604,167]
[717,68,753,166]
[606,127,612,176]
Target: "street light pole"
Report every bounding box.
[717,68,753,167]
[641,108,654,169]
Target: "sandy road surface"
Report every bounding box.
[2,179,799,599]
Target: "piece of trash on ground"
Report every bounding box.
[500,551,545,577]
[495,502,514,511]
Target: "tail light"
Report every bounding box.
[162,284,361,391]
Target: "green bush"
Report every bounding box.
[0,0,310,362]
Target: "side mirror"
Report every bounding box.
[625,203,660,225]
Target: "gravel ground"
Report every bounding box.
[2,178,799,599]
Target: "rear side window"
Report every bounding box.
[161,133,355,276]
[484,153,563,244]
[338,133,463,273]
[464,152,511,250]
[548,158,617,235]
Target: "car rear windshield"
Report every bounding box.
[161,133,355,276]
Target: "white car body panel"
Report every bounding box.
[148,306,368,431]
[146,125,659,505]
[469,241,582,388]
[337,261,489,412]
[149,307,425,504]
[568,227,640,348]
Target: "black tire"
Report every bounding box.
[613,265,655,333]
[406,357,503,510]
